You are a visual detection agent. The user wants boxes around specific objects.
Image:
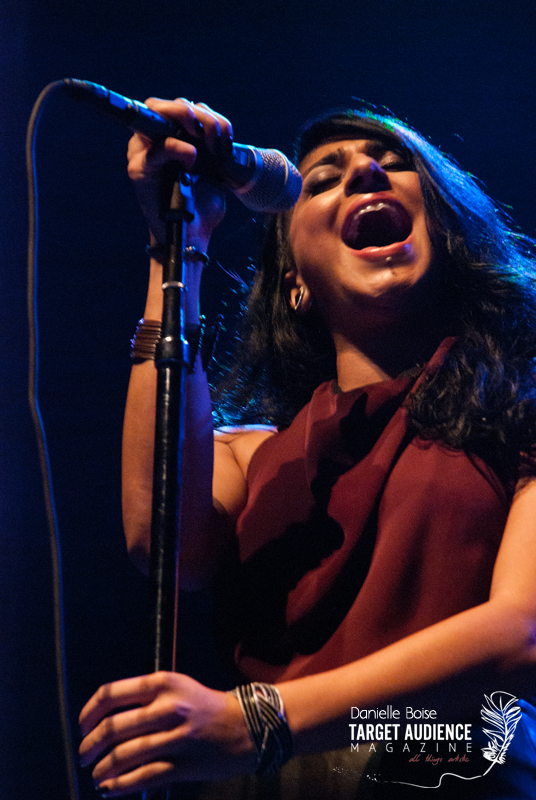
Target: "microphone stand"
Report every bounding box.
[143,169,195,800]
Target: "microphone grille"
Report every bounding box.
[233,149,302,212]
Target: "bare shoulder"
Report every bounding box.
[214,425,277,476]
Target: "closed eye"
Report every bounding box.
[379,151,415,172]
[382,162,412,172]
[306,174,341,194]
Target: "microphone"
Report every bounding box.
[62,79,301,212]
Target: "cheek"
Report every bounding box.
[405,175,426,214]
[289,202,332,266]
[289,230,327,284]
[289,205,313,246]
[289,213,311,269]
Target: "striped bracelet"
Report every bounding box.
[230,683,294,775]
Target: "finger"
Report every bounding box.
[127,134,198,183]
[131,98,233,168]
[144,97,203,140]
[191,102,234,157]
[144,137,198,171]
[96,761,178,798]
[80,708,159,767]
[193,102,234,140]
[80,693,188,767]
[79,673,175,735]
[91,727,185,784]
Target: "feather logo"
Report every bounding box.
[354,691,524,789]
[481,691,522,765]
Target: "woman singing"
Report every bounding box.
[79,99,536,798]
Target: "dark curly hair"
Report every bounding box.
[214,109,536,480]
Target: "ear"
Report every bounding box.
[284,269,312,313]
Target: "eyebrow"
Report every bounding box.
[301,139,396,178]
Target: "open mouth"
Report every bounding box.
[341,200,413,251]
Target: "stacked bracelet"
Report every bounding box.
[230,683,294,775]
[130,316,217,372]
[130,318,162,363]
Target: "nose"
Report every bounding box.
[344,156,391,196]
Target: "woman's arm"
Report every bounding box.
[80,480,536,796]
[281,477,536,751]
[121,98,272,588]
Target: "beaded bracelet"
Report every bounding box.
[230,683,294,775]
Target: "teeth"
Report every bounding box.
[356,201,390,217]
[342,201,412,250]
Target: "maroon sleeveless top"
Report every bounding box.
[221,340,512,683]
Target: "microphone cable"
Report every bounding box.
[26,80,80,800]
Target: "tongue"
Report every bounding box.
[342,202,412,250]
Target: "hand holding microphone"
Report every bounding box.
[61,79,301,249]
[126,96,234,249]
[63,79,302,214]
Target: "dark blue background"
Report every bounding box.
[1,1,534,797]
